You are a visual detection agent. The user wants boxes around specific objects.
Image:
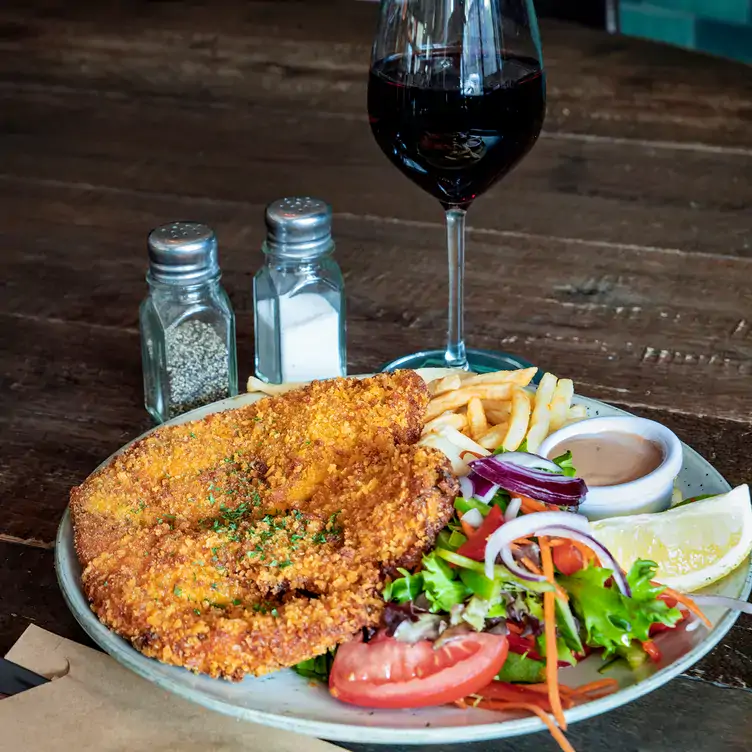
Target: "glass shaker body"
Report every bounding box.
[254,248,346,384]
[140,279,238,422]
[139,222,238,423]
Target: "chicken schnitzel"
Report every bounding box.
[71,372,458,679]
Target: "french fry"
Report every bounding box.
[478,421,510,450]
[435,426,491,457]
[426,384,514,421]
[502,388,532,451]
[549,378,575,433]
[420,432,471,476]
[525,372,557,453]
[461,367,538,389]
[482,399,511,411]
[467,397,489,441]
[484,401,511,425]
[428,373,463,396]
[565,404,588,424]
[486,409,512,426]
[423,412,468,434]
[246,376,303,396]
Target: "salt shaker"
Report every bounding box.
[140,222,238,423]
[254,198,346,383]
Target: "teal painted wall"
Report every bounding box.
[619,0,752,64]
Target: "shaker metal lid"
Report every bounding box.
[147,222,220,284]
[264,197,333,257]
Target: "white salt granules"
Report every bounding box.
[256,292,344,382]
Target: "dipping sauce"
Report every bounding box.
[547,432,664,487]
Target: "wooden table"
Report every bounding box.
[1,1,750,749]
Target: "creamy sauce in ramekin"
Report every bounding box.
[547,431,664,487]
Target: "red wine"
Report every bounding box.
[368,54,545,209]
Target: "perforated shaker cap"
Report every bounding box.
[147,222,220,285]
[264,197,334,258]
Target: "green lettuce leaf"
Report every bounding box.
[494,439,527,455]
[624,560,683,641]
[558,559,682,658]
[552,450,577,478]
[496,652,546,683]
[383,567,424,603]
[422,552,471,612]
[292,649,336,681]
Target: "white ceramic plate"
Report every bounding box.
[55,389,752,744]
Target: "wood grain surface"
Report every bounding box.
[0,0,750,747]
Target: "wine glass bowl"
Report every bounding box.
[368,0,545,372]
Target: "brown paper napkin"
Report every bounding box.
[1,625,340,752]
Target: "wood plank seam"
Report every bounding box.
[0,533,54,550]
[333,212,752,263]
[3,83,752,157]
[6,173,747,263]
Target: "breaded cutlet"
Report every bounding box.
[70,372,459,679]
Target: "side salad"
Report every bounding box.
[295,449,713,752]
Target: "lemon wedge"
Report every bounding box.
[590,485,752,592]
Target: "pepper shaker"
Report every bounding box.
[140,222,238,422]
[254,198,346,383]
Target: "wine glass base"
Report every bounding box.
[381,348,537,376]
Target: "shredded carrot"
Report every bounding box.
[506,621,523,635]
[659,586,712,629]
[460,450,484,461]
[476,681,575,710]
[522,682,560,695]
[570,538,598,565]
[520,553,569,601]
[513,536,534,545]
[520,496,549,514]
[568,678,619,700]
[540,535,567,731]
[521,556,543,575]
[471,700,575,752]
[460,518,476,538]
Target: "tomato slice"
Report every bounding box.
[456,504,504,561]
[507,631,578,668]
[552,540,586,576]
[507,632,541,659]
[649,595,687,635]
[642,640,662,663]
[329,634,508,709]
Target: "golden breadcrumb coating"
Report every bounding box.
[70,372,458,679]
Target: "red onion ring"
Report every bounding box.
[535,525,632,598]
[504,497,522,522]
[461,507,484,529]
[459,476,473,499]
[491,451,560,473]
[484,511,591,580]
[470,455,587,507]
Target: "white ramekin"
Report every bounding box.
[538,416,684,521]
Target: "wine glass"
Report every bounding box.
[368,0,545,372]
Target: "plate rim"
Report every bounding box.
[55,390,752,744]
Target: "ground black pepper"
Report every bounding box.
[166,320,230,416]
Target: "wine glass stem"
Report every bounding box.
[444,207,468,370]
